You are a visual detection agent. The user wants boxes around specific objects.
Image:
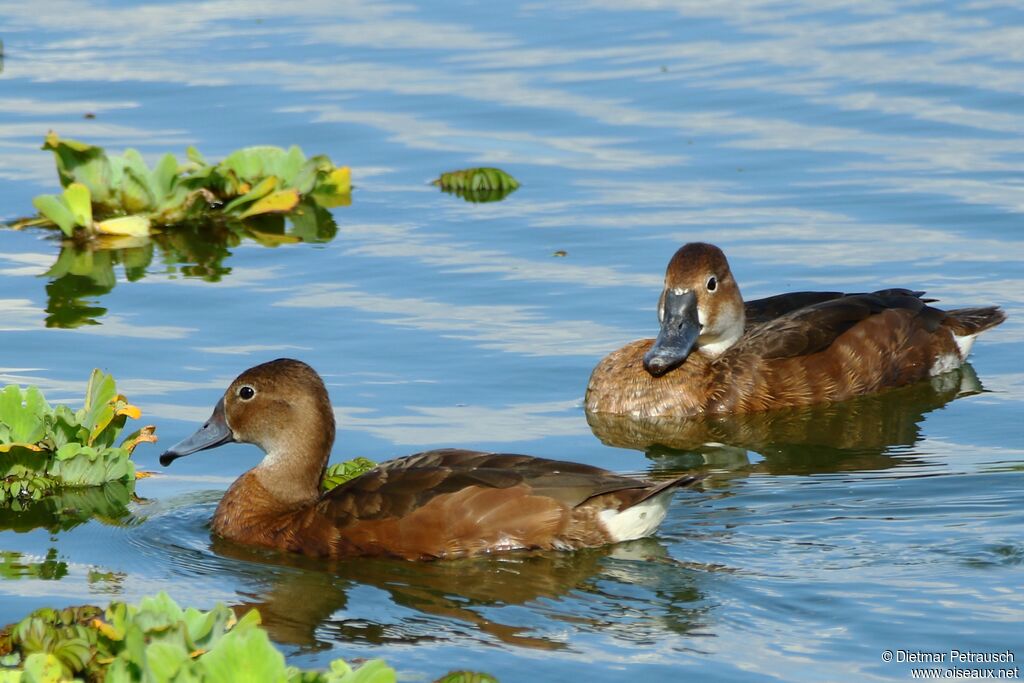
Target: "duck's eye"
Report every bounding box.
[238,386,256,400]
[706,276,718,292]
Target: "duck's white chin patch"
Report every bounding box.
[599,491,674,543]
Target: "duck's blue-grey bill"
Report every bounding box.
[159,398,234,466]
[643,288,700,377]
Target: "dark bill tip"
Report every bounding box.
[159,398,234,467]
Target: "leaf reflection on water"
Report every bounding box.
[31,201,338,329]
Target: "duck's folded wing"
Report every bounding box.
[736,291,942,360]
[316,448,655,524]
[744,291,844,325]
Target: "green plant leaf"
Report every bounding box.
[432,167,519,203]
[41,131,115,206]
[433,673,499,683]
[31,194,77,237]
[222,176,278,214]
[340,660,397,683]
[143,640,188,680]
[322,457,376,492]
[19,653,64,683]
[63,183,93,229]
[186,146,207,165]
[199,620,287,683]
[152,153,179,200]
[80,369,118,445]
[0,385,49,446]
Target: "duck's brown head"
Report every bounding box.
[643,242,745,376]
[159,359,337,479]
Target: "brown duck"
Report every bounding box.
[585,242,1005,418]
[160,359,701,561]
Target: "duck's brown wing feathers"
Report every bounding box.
[317,448,683,522]
[735,291,944,360]
[310,449,700,559]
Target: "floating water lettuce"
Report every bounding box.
[0,369,154,508]
[321,457,376,492]
[0,593,394,683]
[0,593,492,682]
[432,167,519,203]
[16,133,351,239]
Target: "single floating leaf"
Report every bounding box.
[432,167,519,203]
[95,215,150,237]
[32,194,77,237]
[64,183,93,228]
[237,188,300,218]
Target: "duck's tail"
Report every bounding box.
[599,474,705,543]
[944,306,1006,358]
[635,473,706,505]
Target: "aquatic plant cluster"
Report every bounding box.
[0,137,517,680]
[16,133,352,240]
[0,370,150,508]
[0,592,398,683]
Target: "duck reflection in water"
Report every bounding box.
[588,365,984,476]
[209,535,707,651]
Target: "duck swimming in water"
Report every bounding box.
[585,242,1005,418]
[160,359,702,561]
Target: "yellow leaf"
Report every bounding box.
[116,403,142,420]
[189,649,206,659]
[0,443,43,453]
[122,425,158,455]
[96,215,151,236]
[328,166,351,193]
[313,166,352,207]
[92,618,123,640]
[135,470,154,480]
[238,188,300,218]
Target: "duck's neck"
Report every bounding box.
[698,296,746,357]
[251,432,331,508]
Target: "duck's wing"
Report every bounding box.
[743,288,929,327]
[743,291,844,326]
[734,290,943,360]
[317,448,667,522]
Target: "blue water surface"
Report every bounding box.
[1,1,1022,681]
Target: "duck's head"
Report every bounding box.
[159,358,336,474]
[643,242,745,377]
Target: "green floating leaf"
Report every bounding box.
[31,194,77,237]
[432,167,519,203]
[63,183,93,229]
[42,131,115,207]
[322,457,377,492]
[433,673,500,683]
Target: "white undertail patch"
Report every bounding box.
[599,489,675,543]
[930,332,977,377]
[954,333,977,358]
